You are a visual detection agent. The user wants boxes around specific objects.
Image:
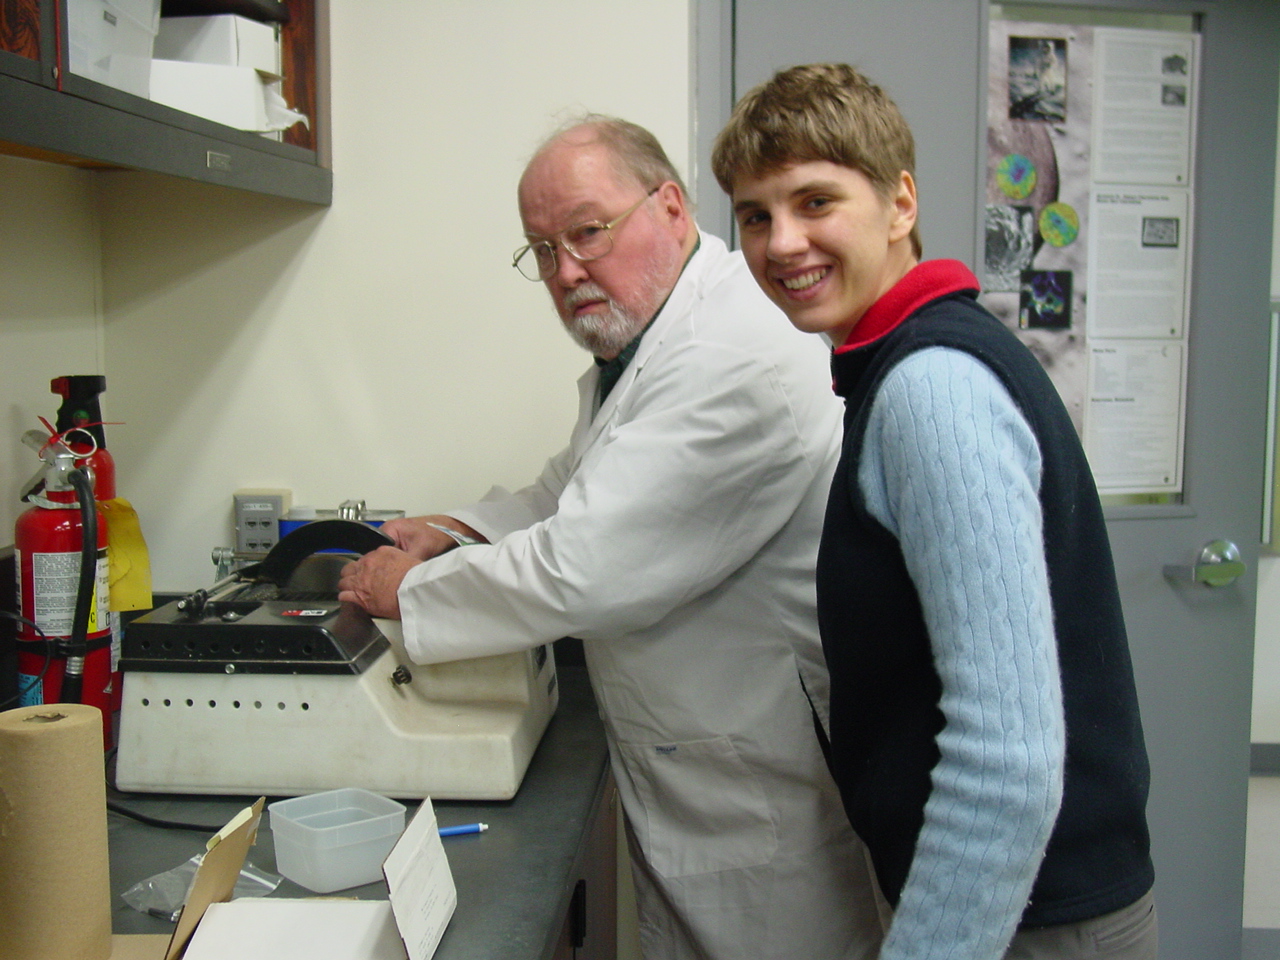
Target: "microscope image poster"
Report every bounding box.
[983,19,1197,494]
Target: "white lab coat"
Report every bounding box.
[398,232,883,959]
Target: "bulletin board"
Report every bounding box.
[981,19,1199,495]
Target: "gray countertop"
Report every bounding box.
[106,653,609,960]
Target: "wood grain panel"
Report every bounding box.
[0,0,40,60]
[281,0,316,151]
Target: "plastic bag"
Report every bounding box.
[121,852,282,922]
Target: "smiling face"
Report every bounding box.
[518,133,691,358]
[731,160,918,347]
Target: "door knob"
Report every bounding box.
[1163,539,1247,587]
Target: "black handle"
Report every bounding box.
[257,519,394,585]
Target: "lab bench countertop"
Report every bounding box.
[106,659,612,960]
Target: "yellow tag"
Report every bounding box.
[101,497,153,611]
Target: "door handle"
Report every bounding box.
[1163,539,1247,588]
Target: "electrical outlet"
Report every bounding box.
[233,488,292,556]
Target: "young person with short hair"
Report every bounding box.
[713,63,1156,960]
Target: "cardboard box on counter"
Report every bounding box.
[155,14,281,76]
[109,798,455,960]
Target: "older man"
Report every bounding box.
[338,116,881,960]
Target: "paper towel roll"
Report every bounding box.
[0,704,111,960]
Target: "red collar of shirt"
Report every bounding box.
[835,260,981,354]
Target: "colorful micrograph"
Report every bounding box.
[1019,270,1073,330]
[996,153,1038,200]
[1038,202,1079,247]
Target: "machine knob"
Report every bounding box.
[176,589,209,619]
[390,664,413,686]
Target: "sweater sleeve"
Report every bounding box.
[858,346,1065,960]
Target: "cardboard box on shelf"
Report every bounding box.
[149,59,304,133]
[155,14,281,76]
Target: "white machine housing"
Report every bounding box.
[115,621,558,800]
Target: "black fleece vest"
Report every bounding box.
[819,291,1153,927]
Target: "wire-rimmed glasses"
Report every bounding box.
[512,186,660,282]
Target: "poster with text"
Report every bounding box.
[1085,340,1184,491]
[983,20,1197,494]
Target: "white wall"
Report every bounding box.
[88,0,690,590]
[0,158,105,536]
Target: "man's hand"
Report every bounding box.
[337,546,422,619]
[379,515,488,560]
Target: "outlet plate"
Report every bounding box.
[233,488,292,556]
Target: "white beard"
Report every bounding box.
[561,282,650,357]
[557,231,685,358]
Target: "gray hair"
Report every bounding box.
[535,113,689,200]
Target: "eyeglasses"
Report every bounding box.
[512,186,660,282]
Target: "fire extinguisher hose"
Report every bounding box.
[61,467,97,705]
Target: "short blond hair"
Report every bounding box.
[712,63,921,257]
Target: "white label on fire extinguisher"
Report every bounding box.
[28,548,110,636]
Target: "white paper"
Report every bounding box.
[1087,190,1190,339]
[1084,340,1184,491]
[1091,28,1197,186]
[183,899,406,960]
[383,800,457,960]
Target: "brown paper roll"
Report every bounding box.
[0,704,111,960]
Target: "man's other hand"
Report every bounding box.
[337,546,422,618]
[379,515,487,560]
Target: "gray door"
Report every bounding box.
[695,1,1279,957]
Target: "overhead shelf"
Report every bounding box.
[0,0,329,205]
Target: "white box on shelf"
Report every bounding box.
[155,14,281,76]
[149,58,278,131]
[67,0,161,99]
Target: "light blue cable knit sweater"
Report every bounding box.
[858,345,1066,960]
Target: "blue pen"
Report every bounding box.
[439,822,488,837]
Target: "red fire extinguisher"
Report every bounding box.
[51,375,116,502]
[14,428,113,745]
[48,375,123,712]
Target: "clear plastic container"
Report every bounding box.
[268,788,406,893]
